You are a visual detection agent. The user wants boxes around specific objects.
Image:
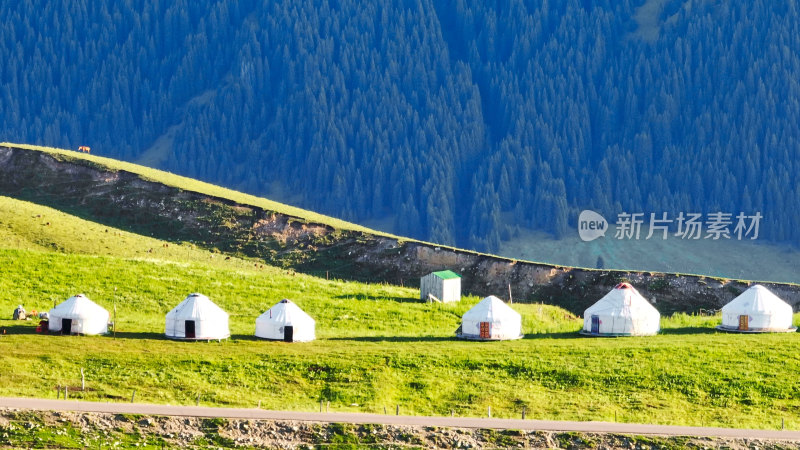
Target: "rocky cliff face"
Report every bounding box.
[1,144,798,315]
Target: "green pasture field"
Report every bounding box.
[1,196,799,430]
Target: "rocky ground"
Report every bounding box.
[1,409,798,449]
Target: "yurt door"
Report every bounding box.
[61,318,72,335]
[284,326,294,343]
[185,320,196,338]
[591,315,600,334]
[479,322,491,338]
[738,315,749,331]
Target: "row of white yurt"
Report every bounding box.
[46,293,316,341]
[165,294,316,341]
[579,283,796,336]
[42,283,797,340]
[453,283,660,341]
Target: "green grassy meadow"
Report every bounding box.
[1,196,800,430]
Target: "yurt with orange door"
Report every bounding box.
[457,295,522,340]
[717,285,796,333]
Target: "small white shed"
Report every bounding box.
[420,270,461,303]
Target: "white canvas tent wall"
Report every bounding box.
[255,299,316,342]
[420,270,461,303]
[165,293,230,340]
[48,294,109,335]
[717,285,796,332]
[581,283,660,336]
[457,295,522,340]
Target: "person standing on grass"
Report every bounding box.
[13,305,26,320]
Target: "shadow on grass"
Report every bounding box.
[231,334,280,342]
[111,331,169,340]
[523,331,584,340]
[327,335,458,342]
[0,323,40,335]
[115,331,263,341]
[327,330,597,342]
[334,294,421,303]
[329,332,584,342]
[659,327,718,335]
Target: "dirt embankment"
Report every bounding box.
[1,144,798,315]
[1,409,796,449]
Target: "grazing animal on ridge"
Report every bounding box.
[78,146,91,153]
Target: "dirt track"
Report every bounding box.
[1,397,799,441]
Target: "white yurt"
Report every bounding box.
[48,294,109,335]
[581,283,660,336]
[255,299,316,342]
[165,293,230,340]
[717,285,796,333]
[457,295,523,340]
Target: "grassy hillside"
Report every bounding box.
[2,143,393,237]
[1,196,800,430]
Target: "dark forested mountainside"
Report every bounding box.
[2,0,799,252]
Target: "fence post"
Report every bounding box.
[522,406,526,419]
[488,406,491,418]
[131,390,136,403]
[81,368,85,391]
[396,405,399,415]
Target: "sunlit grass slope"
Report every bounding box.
[1,196,800,429]
[0,142,549,265]
[2,143,387,236]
